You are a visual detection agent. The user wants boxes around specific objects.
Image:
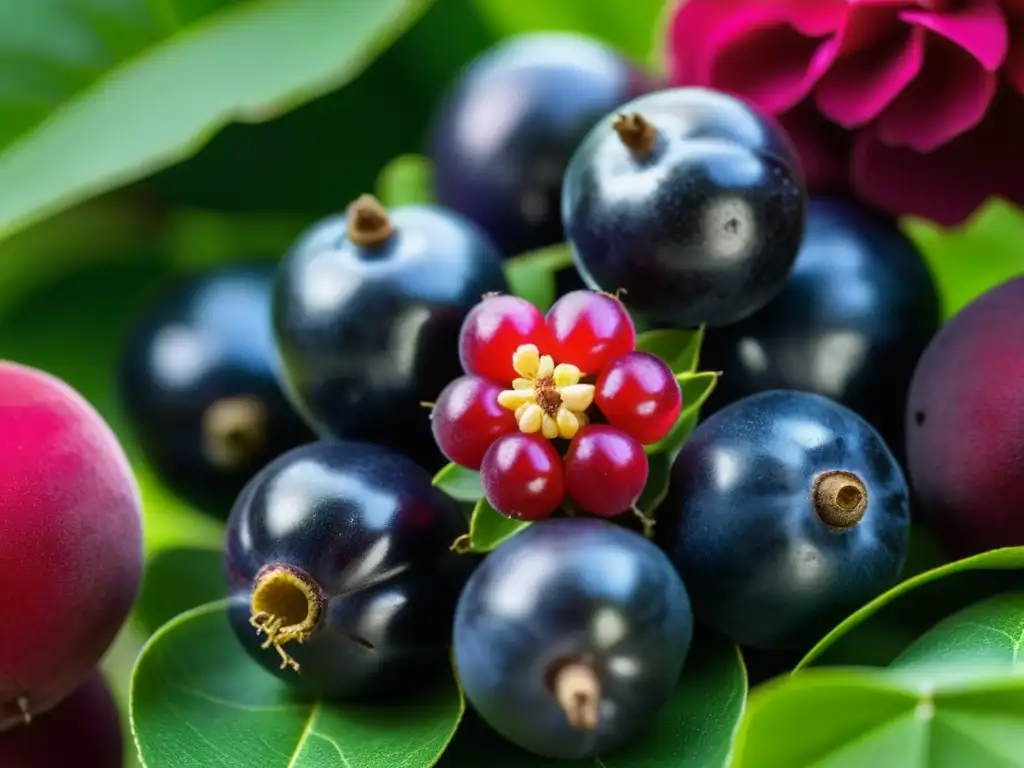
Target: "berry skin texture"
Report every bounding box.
[564,425,649,519]
[562,87,807,328]
[118,263,315,518]
[0,670,122,768]
[459,294,550,384]
[0,363,143,731]
[481,433,564,521]
[453,518,693,760]
[273,196,508,471]
[224,440,473,700]
[432,375,517,469]
[701,197,940,460]
[660,390,909,651]
[595,351,682,445]
[546,291,636,374]
[428,33,655,258]
[905,276,1024,557]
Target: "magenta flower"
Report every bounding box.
[666,0,1024,226]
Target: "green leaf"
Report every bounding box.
[457,497,531,554]
[133,547,226,638]
[375,154,436,208]
[635,327,705,375]
[130,600,464,767]
[504,244,575,311]
[439,629,746,767]
[888,591,1024,677]
[645,371,718,457]
[732,666,1024,768]
[468,0,668,65]
[904,199,1024,321]
[0,0,428,243]
[798,547,1024,669]
[433,463,485,503]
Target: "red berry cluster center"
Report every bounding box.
[433,290,683,532]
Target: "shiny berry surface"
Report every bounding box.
[564,425,648,518]
[453,518,693,760]
[480,433,564,521]
[595,351,682,444]
[660,390,910,650]
[428,33,655,258]
[562,87,806,328]
[701,197,939,460]
[431,375,517,469]
[905,276,1024,556]
[459,294,550,383]
[224,441,472,700]
[0,362,142,731]
[118,263,315,517]
[546,291,635,373]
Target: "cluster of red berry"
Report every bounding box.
[432,290,682,527]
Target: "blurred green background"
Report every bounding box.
[1,1,1022,765]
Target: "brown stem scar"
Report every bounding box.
[347,194,394,247]
[812,470,868,530]
[553,662,602,732]
[612,113,657,159]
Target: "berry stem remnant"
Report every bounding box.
[612,113,657,159]
[347,194,395,247]
[812,470,868,530]
[249,564,325,673]
[201,395,268,470]
[552,662,602,732]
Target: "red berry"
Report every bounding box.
[460,295,551,383]
[432,375,517,469]
[595,352,682,444]
[0,362,143,730]
[481,433,564,521]
[546,290,635,374]
[564,425,648,517]
[0,670,122,767]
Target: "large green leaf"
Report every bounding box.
[503,244,575,311]
[798,548,1024,669]
[635,328,705,375]
[130,600,464,767]
[888,591,1024,676]
[904,200,1024,321]
[455,497,530,554]
[133,547,227,637]
[439,630,746,767]
[433,463,485,503]
[733,666,1024,767]
[0,0,428,243]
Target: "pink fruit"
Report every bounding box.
[0,671,121,765]
[905,276,1024,556]
[0,670,122,767]
[0,362,143,730]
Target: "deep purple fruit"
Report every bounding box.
[0,671,122,767]
[428,33,655,258]
[0,362,143,731]
[905,276,1024,556]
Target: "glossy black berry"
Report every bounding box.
[660,390,909,651]
[701,197,940,459]
[224,440,472,701]
[562,87,807,328]
[272,195,508,471]
[117,264,315,518]
[428,33,655,258]
[454,518,693,760]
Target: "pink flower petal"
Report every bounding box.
[707,9,840,112]
[872,32,997,151]
[1005,19,1024,94]
[777,100,853,191]
[815,26,925,127]
[900,0,1008,70]
[830,5,904,55]
[667,0,754,83]
[853,88,1024,226]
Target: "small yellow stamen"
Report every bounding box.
[556,409,580,439]
[519,404,544,433]
[559,384,595,413]
[553,363,581,388]
[498,388,533,410]
[536,355,555,380]
[541,414,560,439]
